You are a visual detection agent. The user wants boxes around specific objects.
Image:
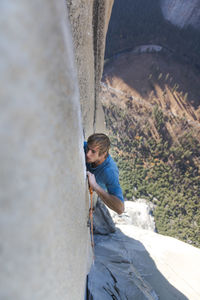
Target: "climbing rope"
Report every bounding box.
[89,186,95,259]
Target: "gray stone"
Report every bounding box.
[93,198,116,235]
[66,0,114,137]
[109,200,156,232]
[0,1,113,299]
[87,229,159,300]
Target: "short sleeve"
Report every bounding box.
[104,168,124,202]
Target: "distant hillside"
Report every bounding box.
[105,0,200,71]
[161,0,200,30]
[101,50,200,248]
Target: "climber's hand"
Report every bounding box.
[87,171,98,191]
[87,172,124,214]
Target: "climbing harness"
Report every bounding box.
[89,186,95,260]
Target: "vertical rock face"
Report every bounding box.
[66,0,114,137]
[66,0,95,137]
[0,1,112,299]
[161,0,200,29]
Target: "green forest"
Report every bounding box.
[103,102,200,248]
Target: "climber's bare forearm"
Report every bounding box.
[94,183,124,214]
[87,171,124,214]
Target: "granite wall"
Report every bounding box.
[66,0,113,136]
[0,0,113,299]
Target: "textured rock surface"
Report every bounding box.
[88,230,159,300]
[120,225,200,300]
[0,1,88,299]
[88,203,159,299]
[109,200,156,231]
[0,1,112,299]
[93,198,116,235]
[66,0,113,137]
[2,1,200,299]
[88,207,200,300]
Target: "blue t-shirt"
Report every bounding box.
[84,142,124,202]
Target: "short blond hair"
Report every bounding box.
[87,133,110,155]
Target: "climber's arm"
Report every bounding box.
[87,171,124,215]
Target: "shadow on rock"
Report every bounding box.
[87,199,188,300]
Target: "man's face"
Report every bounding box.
[86,144,106,166]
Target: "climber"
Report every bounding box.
[84,133,124,215]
